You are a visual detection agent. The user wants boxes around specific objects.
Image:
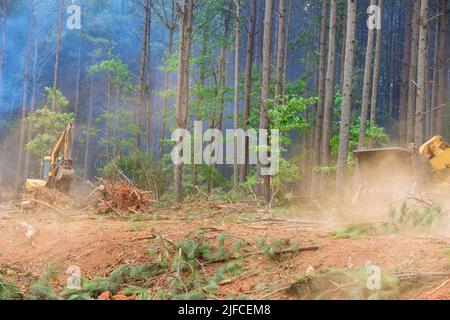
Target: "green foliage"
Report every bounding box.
[0,276,21,300]
[26,88,73,160]
[269,95,319,146]
[102,152,165,197]
[27,264,60,300]
[389,201,449,230]
[88,57,135,94]
[330,223,399,239]
[256,238,297,261]
[330,119,389,158]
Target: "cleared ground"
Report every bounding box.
[0,201,449,300]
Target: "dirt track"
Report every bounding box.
[0,204,449,300]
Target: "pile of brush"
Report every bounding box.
[92,179,153,215]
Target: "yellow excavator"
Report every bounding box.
[25,122,75,194]
[353,136,450,203]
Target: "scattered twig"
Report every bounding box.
[23,198,66,215]
[390,272,450,279]
[426,279,450,296]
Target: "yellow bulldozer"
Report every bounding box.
[25,122,75,194]
[353,136,450,204]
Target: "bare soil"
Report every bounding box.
[0,202,449,300]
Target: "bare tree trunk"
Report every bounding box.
[84,73,94,181]
[406,0,420,143]
[369,0,383,126]
[174,0,194,203]
[240,0,257,184]
[430,21,439,137]
[281,0,292,104]
[339,14,347,89]
[106,42,112,159]
[159,25,175,159]
[146,5,153,154]
[274,0,286,108]
[0,1,7,106]
[358,0,376,147]
[216,15,230,131]
[336,0,357,195]
[25,36,39,179]
[259,0,274,203]
[15,4,34,188]
[233,0,241,188]
[320,0,338,192]
[51,0,64,111]
[414,0,428,145]
[311,0,327,195]
[435,0,448,135]
[137,0,150,152]
[399,2,412,145]
[182,0,193,127]
[193,25,209,188]
[71,47,81,161]
[174,2,186,203]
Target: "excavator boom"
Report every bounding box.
[25,122,75,194]
[46,122,75,192]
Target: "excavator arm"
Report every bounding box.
[45,122,75,192]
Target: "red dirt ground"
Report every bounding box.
[0,203,449,300]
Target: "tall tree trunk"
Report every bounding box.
[259,0,274,203]
[369,0,383,126]
[25,35,39,179]
[159,25,175,159]
[84,73,94,181]
[174,0,194,203]
[137,0,150,152]
[106,42,113,159]
[281,0,292,104]
[406,0,420,143]
[0,1,7,107]
[15,4,34,188]
[216,15,230,131]
[51,0,64,111]
[414,0,428,145]
[311,0,328,194]
[339,14,347,89]
[233,0,241,188]
[430,21,439,137]
[336,0,357,195]
[174,1,187,204]
[320,0,338,191]
[358,0,376,147]
[399,2,412,145]
[193,25,209,188]
[240,0,257,184]
[274,0,286,108]
[435,0,448,135]
[71,47,81,160]
[146,5,152,154]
